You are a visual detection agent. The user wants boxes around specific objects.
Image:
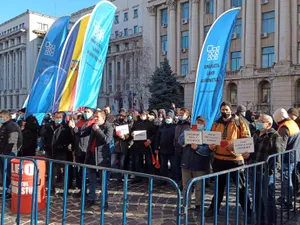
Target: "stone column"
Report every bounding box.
[167,0,177,72]
[3,53,7,90]
[147,6,157,70]
[15,50,19,90]
[217,0,225,17]
[244,0,255,66]
[199,0,205,50]
[279,0,291,62]
[156,6,161,68]
[176,3,181,75]
[21,50,26,89]
[191,0,199,73]
[291,0,298,64]
[274,0,279,62]
[255,0,262,67]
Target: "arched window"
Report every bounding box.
[259,80,271,103]
[296,79,300,106]
[228,82,237,104]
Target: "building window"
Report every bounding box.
[298,6,300,26]
[125,43,129,50]
[231,51,241,71]
[161,8,168,26]
[161,35,168,52]
[134,25,139,34]
[181,31,189,49]
[232,0,242,7]
[296,80,300,105]
[233,18,242,38]
[262,47,274,68]
[262,11,275,34]
[115,15,119,24]
[205,0,214,14]
[37,22,42,30]
[43,24,48,31]
[204,25,211,38]
[124,12,128,21]
[117,62,121,80]
[181,2,189,20]
[181,59,188,76]
[108,63,112,82]
[228,83,237,105]
[124,28,128,36]
[259,81,271,104]
[115,31,119,38]
[126,60,130,77]
[298,43,300,64]
[134,9,138,18]
[109,85,112,93]
[116,45,120,52]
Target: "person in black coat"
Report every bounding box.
[112,111,130,174]
[85,110,114,209]
[0,110,23,197]
[40,112,73,193]
[19,115,39,156]
[103,105,115,123]
[155,110,176,178]
[131,111,156,180]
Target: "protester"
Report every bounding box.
[174,108,191,189]
[236,105,253,136]
[70,107,94,196]
[103,105,115,123]
[287,108,300,128]
[178,116,210,210]
[40,112,74,194]
[155,110,176,178]
[243,114,284,225]
[273,108,300,208]
[205,101,251,219]
[158,109,166,124]
[112,111,130,177]
[131,111,156,181]
[19,115,39,156]
[0,110,22,198]
[85,110,114,209]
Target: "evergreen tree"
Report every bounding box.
[149,58,184,110]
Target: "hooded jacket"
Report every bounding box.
[19,115,39,156]
[0,119,22,155]
[155,122,176,155]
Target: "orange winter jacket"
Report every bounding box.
[211,115,250,161]
[277,120,300,137]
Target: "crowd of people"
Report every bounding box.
[0,102,300,224]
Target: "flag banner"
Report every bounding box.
[25,16,70,118]
[52,14,91,113]
[73,1,116,110]
[191,8,240,130]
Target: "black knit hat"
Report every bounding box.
[287,108,299,117]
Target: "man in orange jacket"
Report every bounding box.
[205,101,251,220]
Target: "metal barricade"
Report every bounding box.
[0,155,39,225]
[265,149,298,225]
[1,156,182,225]
[183,161,266,225]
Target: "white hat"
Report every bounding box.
[273,108,289,124]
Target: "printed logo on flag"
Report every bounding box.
[44,41,56,56]
[207,45,220,61]
[93,21,105,42]
[70,60,79,72]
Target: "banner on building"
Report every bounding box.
[191,8,240,130]
[52,14,91,113]
[72,0,116,110]
[25,16,70,118]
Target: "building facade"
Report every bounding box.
[0,10,55,110]
[144,0,300,113]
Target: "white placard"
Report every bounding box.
[202,131,222,145]
[133,130,147,141]
[115,124,129,135]
[184,131,203,145]
[233,137,254,154]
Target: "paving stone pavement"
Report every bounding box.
[1,179,300,225]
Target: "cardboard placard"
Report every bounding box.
[233,137,254,154]
[184,131,202,145]
[202,131,222,145]
[133,130,147,141]
[115,124,129,135]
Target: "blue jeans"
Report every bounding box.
[282,163,295,204]
[87,168,109,204]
